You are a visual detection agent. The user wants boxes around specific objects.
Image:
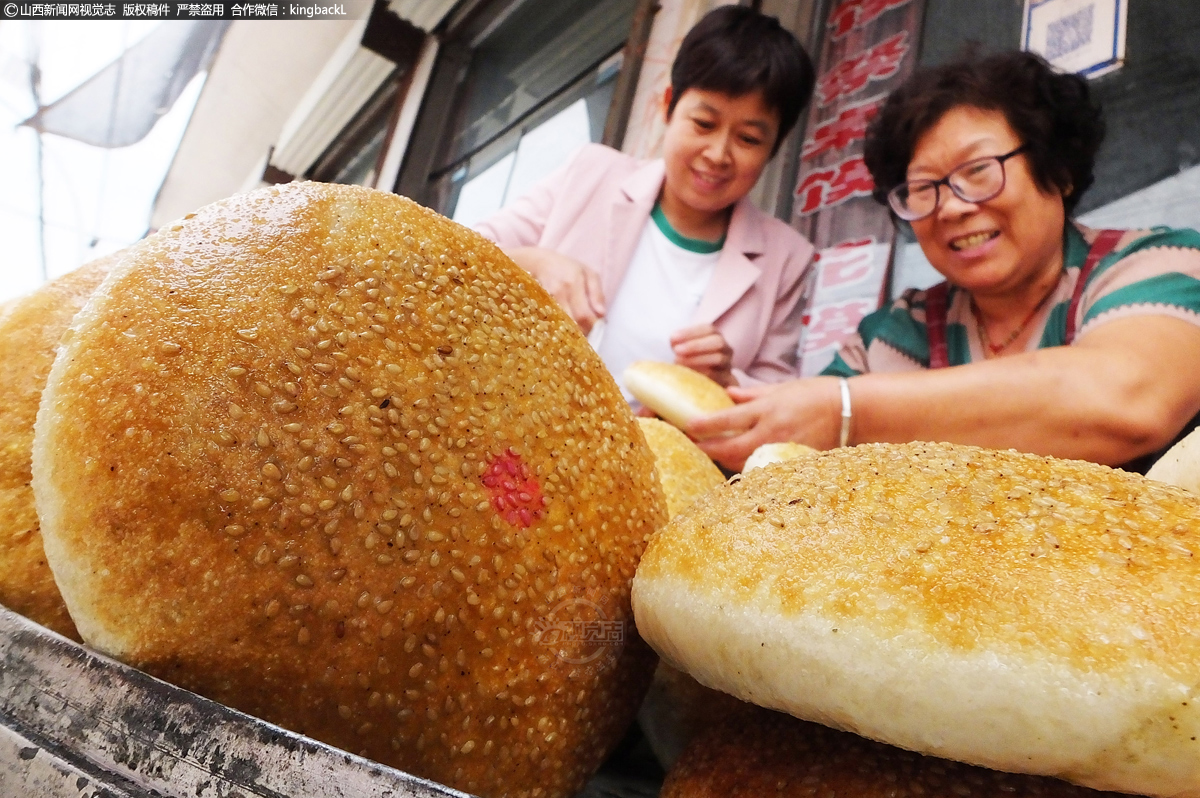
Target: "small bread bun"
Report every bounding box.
[1147,428,1200,494]
[636,418,724,519]
[633,442,1200,797]
[0,255,116,640]
[623,362,732,435]
[662,706,1125,798]
[742,441,817,472]
[634,417,739,769]
[33,183,665,798]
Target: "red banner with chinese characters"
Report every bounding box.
[815,32,909,107]
[801,95,884,161]
[828,0,915,40]
[790,0,926,374]
[798,238,892,376]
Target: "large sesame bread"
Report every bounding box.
[1147,427,1200,494]
[32,182,666,798]
[661,705,1127,798]
[0,255,116,640]
[623,362,732,434]
[633,441,1200,797]
[636,418,724,519]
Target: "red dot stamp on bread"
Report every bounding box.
[482,448,544,528]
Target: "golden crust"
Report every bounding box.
[742,441,817,472]
[662,706,1127,798]
[637,418,724,519]
[633,442,1200,795]
[1147,427,1200,494]
[639,442,1200,674]
[33,183,666,798]
[0,255,117,640]
[623,362,733,432]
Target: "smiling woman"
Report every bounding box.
[474,5,816,403]
[690,50,1200,474]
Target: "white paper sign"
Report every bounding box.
[1022,0,1127,78]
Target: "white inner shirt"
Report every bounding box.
[594,207,722,401]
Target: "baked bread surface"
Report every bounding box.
[33,183,665,798]
[0,255,116,639]
[1147,428,1200,494]
[623,362,732,433]
[636,418,724,519]
[742,441,817,472]
[633,441,1200,797]
[661,705,1130,798]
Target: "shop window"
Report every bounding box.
[397,0,636,217]
[308,72,405,187]
[449,66,619,227]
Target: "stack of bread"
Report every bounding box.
[633,418,749,769]
[9,182,669,798]
[634,441,1200,797]
[14,178,1200,798]
[662,705,1132,797]
[0,253,119,641]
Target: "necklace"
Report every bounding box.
[972,281,1059,357]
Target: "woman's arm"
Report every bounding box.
[474,158,572,248]
[692,315,1200,471]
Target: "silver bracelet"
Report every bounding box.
[838,377,852,448]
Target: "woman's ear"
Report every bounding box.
[661,86,674,123]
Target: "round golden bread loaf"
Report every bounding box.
[742,441,817,472]
[32,182,666,798]
[636,418,724,519]
[633,442,1200,797]
[623,362,732,435]
[661,705,1127,798]
[0,255,116,640]
[1147,427,1200,494]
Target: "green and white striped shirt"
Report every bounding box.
[824,224,1200,376]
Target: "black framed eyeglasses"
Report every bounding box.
[887,145,1029,221]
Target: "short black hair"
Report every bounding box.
[863,50,1105,214]
[668,5,815,156]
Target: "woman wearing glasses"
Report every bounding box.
[692,50,1200,472]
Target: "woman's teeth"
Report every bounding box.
[950,231,998,251]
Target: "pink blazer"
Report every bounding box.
[474,144,815,384]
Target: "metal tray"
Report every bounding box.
[0,604,474,797]
[0,605,662,798]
